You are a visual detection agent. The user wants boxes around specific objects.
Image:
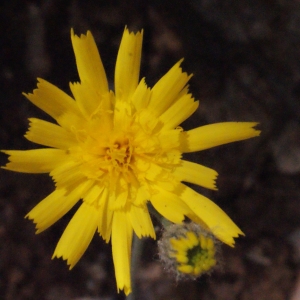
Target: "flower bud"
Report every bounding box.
[158,222,221,280]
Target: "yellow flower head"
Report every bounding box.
[2,27,260,295]
[158,223,220,279]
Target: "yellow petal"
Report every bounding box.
[96,188,113,243]
[128,205,156,239]
[200,235,208,249]
[115,28,143,101]
[148,59,192,116]
[56,110,88,132]
[113,100,133,131]
[178,264,193,274]
[83,183,105,205]
[174,253,189,264]
[112,211,133,295]
[24,78,80,123]
[71,29,108,98]
[186,231,199,247]
[131,78,151,111]
[53,202,99,269]
[50,160,86,188]
[170,238,189,252]
[2,149,67,173]
[26,189,66,232]
[136,159,163,181]
[159,94,199,130]
[157,129,181,150]
[27,180,93,233]
[150,186,194,223]
[179,184,244,246]
[206,237,214,250]
[69,81,111,119]
[134,184,150,206]
[177,235,197,249]
[180,122,261,153]
[172,160,218,190]
[25,118,77,149]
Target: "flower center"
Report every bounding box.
[185,239,216,275]
[105,138,133,172]
[188,246,208,265]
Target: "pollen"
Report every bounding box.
[105,138,133,170]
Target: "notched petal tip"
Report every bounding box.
[177,57,185,66]
[1,150,10,157]
[70,28,91,40]
[174,58,193,77]
[22,78,44,97]
[24,213,43,234]
[123,285,132,296]
[223,228,245,248]
[251,122,261,135]
[123,25,144,36]
[24,211,32,220]
[51,252,76,270]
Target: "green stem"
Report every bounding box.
[147,203,172,228]
[126,234,143,300]
[126,204,171,300]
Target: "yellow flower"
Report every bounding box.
[158,223,220,279]
[2,27,260,295]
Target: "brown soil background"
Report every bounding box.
[1,1,300,299]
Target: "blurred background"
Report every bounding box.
[1,0,300,299]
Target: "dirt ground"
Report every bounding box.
[1,1,300,299]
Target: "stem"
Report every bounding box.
[126,234,143,300]
[127,204,171,300]
[147,203,172,228]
